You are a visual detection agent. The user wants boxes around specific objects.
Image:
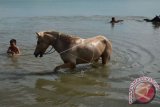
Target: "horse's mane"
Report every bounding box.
[45,31,80,42]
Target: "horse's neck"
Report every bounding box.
[52,33,82,53]
[52,38,71,53]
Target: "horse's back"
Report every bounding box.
[74,35,111,64]
[83,35,111,49]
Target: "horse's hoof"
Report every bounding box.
[53,67,59,73]
[53,69,58,74]
[53,71,58,74]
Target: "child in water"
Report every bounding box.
[7,39,21,56]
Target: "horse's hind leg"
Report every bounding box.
[101,50,111,65]
[101,40,112,65]
[101,55,107,65]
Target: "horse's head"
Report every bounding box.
[34,31,57,57]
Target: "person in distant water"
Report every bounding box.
[110,17,123,23]
[151,15,160,22]
[7,39,21,56]
[144,15,160,22]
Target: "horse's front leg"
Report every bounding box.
[54,62,76,72]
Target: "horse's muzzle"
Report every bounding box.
[34,52,38,57]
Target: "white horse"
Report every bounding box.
[34,31,112,72]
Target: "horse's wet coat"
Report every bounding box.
[34,31,112,72]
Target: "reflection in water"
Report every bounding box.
[111,23,115,28]
[152,22,160,29]
[10,56,18,62]
[110,21,123,28]
[8,56,19,68]
[35,66,110,106]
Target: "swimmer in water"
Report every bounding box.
[110,17,123,23]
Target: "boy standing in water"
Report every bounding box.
[7,39,21,56]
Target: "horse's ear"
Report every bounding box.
[35,32,40,38]
[36,32,39,36]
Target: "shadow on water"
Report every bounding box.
[34,66,111,106]
[32,66,160,107]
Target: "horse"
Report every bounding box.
[34,31,112,72]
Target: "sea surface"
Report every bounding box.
[0,0,160,107]
[0,0,160,17]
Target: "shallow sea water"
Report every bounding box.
[0,16,160,107]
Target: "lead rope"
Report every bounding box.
[44,46,56,55]
[58,43,95,64]
[44,38,95,64]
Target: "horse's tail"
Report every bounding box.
[101,37,112,64]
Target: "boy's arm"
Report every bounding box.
[7,47,11,53]
[17,47,21,55]
[7,47,14,55]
